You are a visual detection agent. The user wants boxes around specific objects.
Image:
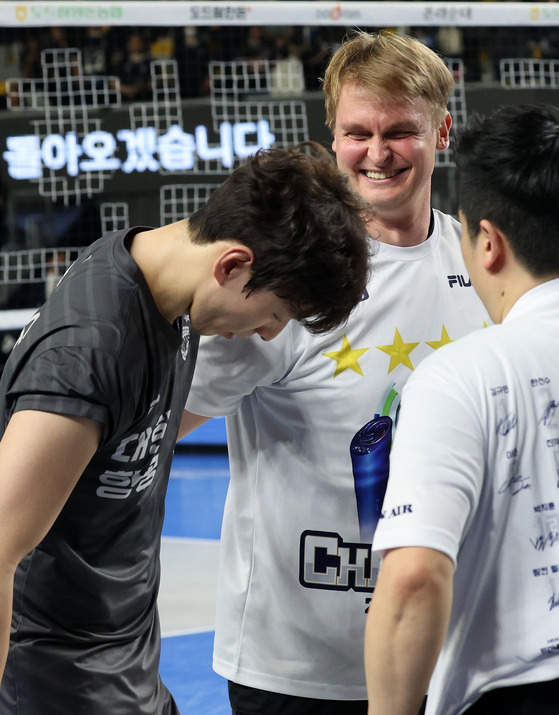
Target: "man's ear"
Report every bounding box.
[436,112,452,151]
[213,246,254,286]
[479,219,506,274]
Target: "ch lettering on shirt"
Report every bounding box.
[96,408,170,499]
[299,531,375,593]
[299,518,409,594]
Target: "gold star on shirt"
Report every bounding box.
[426,324,453,351]
[323,336,369,378]
[377,328,420,374]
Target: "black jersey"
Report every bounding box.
[0,228,199,714]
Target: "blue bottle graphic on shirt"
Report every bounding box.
[350,415,393,544]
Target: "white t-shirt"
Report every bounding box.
[186,210,490,699]
[373,279,559,715]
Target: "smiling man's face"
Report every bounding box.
[332,82,448,223]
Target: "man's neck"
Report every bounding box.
[368,205,434,247]
[128,221,194,324]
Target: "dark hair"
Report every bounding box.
[455,104,559,277]
[188,142,373,334]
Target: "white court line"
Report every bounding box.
[162,535,220,544]
[159,537,220,634]
[162,625,216,638]
[169,469,230,480]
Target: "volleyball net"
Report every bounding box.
[0,0,557,365]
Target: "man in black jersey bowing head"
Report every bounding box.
[0,143,370,715]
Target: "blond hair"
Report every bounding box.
[323,31,454,131]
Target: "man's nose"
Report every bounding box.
[367,137,391,165]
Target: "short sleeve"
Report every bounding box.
[372,350,486,565]
[186,325,295,417]
[8,346,115,435]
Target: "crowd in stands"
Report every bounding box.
[2,18,558,108]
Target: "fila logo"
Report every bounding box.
[448,274,471,288]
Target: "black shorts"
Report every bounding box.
[464,677,559,715]
[228,681,368,715]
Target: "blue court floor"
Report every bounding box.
[160,438,231,714]
[161,631,229,714]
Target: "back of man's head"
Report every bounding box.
[188,142,373,334]
[322,30,454,132]
[456,104,559,278]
